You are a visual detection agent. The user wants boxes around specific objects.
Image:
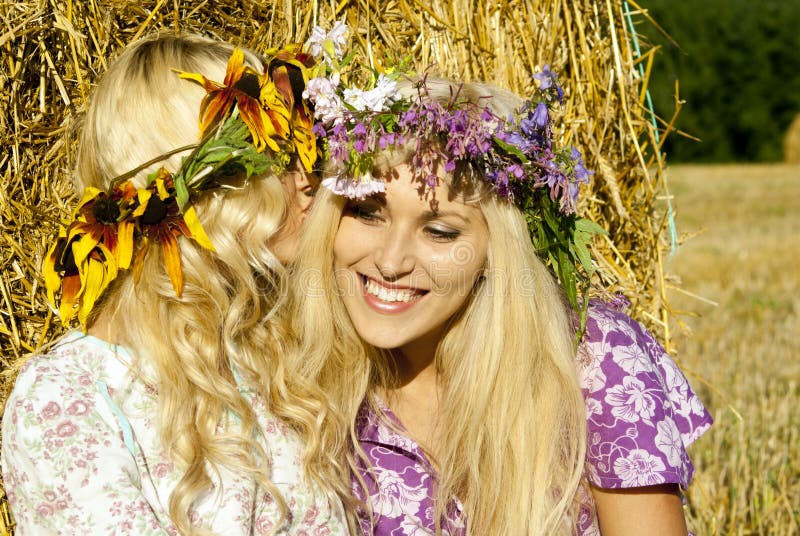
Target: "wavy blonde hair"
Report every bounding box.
[289,79,587,534]
[77,34,350,535]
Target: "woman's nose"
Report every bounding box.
[373,226,415,280]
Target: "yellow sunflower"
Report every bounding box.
[133,171,214,296]
[265,45,318,171]
[178,48,277,152]
[43,183,137,326]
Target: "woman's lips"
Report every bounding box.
[360,274,427,314]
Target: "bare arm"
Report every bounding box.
[591,484,689,536]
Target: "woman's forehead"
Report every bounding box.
[369,168,483,223]
[375,163,485,208]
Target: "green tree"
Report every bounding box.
[640,0,800,162]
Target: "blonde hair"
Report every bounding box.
[78,34,349,534]
[290,78,587,534]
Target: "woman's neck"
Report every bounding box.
[393,326,443,385]
[85,310,119,345]
[384,339,443,458]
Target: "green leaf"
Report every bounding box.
[530,226,549,254]
[572,232,595,274]
[575,217,607,236]
[170,111,278,209]
[573,289,591,345]
[492,136,528,161]
[556,247,578,310]
[175,178,190,210]
[542,204,562,236]
[339,51,356,68]
[548,251,558,271]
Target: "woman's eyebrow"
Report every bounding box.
[365,194,387,206]
[420,209,470,224]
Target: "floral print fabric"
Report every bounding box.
[573,303,713,534]
[2,332,347,535]
[352,303,713,535]
[353,398,465,536]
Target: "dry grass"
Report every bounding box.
[0,0,676,369]
[664,164,800,535]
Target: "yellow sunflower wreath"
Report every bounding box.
[44,43,320,328]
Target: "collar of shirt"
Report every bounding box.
[355,394,435,471]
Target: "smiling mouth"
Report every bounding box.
[361,275,428,304]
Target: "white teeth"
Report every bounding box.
[365,279,421,303]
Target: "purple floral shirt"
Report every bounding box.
[352,303,713,535]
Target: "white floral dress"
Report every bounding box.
[1,332,348,535]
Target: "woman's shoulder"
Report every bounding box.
[1,334,159,533]
[12,333,117,388]
[576,301,713,489]
[583,300,656,347]
[578,301,682,392]
[3,333,124,428]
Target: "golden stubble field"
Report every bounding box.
[664,164,800,535]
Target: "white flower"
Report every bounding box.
[576,341,607,393]
[613,448,666,486]
[584,397,603,418]
[371,467,429,518]
[305,20,349,62]
[343,74,398,112]
[397,516,434,536]
[328,20,348,49]
[654,419,683,467]
[605,376,657,426]
[303,73,343,124]
[306,26,326,58]
[611,341,652,376]
[321,174,386,199]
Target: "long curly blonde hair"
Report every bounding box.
[289,79,587,534]
[77,34,350,535]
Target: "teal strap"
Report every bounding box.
[232,364,245,387]
[97,379,136,457]
[623,0,679,259]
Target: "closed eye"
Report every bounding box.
[345,201,383,224]
[424,226,461,242]
[302,184,317,198]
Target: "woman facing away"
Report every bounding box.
[1,34,351,534]
[291,35,713,535]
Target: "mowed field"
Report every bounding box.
[663,164,800,535]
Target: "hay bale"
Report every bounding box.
[784,114,800,163]
[0,1,680,529]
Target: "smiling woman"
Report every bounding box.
[334,165,488,353]
[289,34,712,533]
[291,75,590,534]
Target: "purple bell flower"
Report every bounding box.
[532,102,549,129]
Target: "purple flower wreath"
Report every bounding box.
[302,24,606,325]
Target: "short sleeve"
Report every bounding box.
[575,303,713,490]
[1,353,169,535]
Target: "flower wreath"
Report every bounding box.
[45,42,320,327]
[302,23,606,323]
